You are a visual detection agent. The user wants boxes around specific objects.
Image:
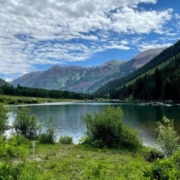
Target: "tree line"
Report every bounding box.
[0,84,91,100]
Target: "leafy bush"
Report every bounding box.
[9,135,31,146]
[156,116,179,157]
[13,107,37,140]
[0,135,29,159]
[59,136,73,144]
[82,106,141,150]
[0,162,23,180]
[38,116,56,144]
[17,99,23,104]
[0,104,9,135]
[8,100,17,105]
[144,148,164,162]
[0,97,4,103]
[144,151,180,179]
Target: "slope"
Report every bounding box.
[110,53,180,101]
[94,40,180,97]
[0,78,8,86]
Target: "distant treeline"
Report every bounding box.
[110,55,180,102]
[0,84,91,100]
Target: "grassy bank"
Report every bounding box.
[0,139,151,180]
[0,95,83,105]
[1,105,180,179]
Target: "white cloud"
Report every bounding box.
[138,42,172,52]
[4,77,13,82]
[0,0,177,80]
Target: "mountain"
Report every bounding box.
[0,78,8,86]
[11,47,166,94]
[94,40,180,97]
[11,71,44,88]
[86,47,167,93]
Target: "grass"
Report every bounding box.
[0,94,83,105]
[0,140,151,179]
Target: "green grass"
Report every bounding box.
[0,94,83,105]
[0,139,152,180]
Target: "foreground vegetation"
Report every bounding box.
[1,105,180,179]
[1,137,180,179]
[0,138,151,180]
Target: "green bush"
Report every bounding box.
[0,97,4,103]
[8,100,17,105]
[144,148,164,162]
[9,135,31,146]
[59,136,73,144]
[13,107,37,140]
[0,136,28,159]
[0,104,9,135]
[38,116,56,144]
[0,162,23,180]
[144,151,180,179]
[17,99,23,104]
[82,106,141,150]
[156,116,180,157]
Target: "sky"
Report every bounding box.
[0,0,180,82]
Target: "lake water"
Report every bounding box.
[8,102,180,148]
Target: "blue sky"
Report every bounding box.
[0,0,180,81]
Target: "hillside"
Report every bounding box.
[11,48,166,94]
[109,54,180,101]
[94,40,180,97]
[0,78,8,86]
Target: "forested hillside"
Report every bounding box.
[94,40,180,97]
[110,54,180,102]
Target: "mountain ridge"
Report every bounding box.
[10,47,166,94]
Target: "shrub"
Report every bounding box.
[59,136,73,144]
[0,136,28,159]
[0,97,4,103]
[38,116,56,144]
[82,106,141,150]
[144,151,180,179]
[17,99,23,104]
[23,99,33,104]
[31,98,38,104]
[0,104,9,135]
[156,116,180,157]
[8,100,17,105]
[13,107,37,140]
[144,149,164,162]
[0,162,23,180]
[9,135,31,146]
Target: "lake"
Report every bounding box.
[8,102,180,148]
